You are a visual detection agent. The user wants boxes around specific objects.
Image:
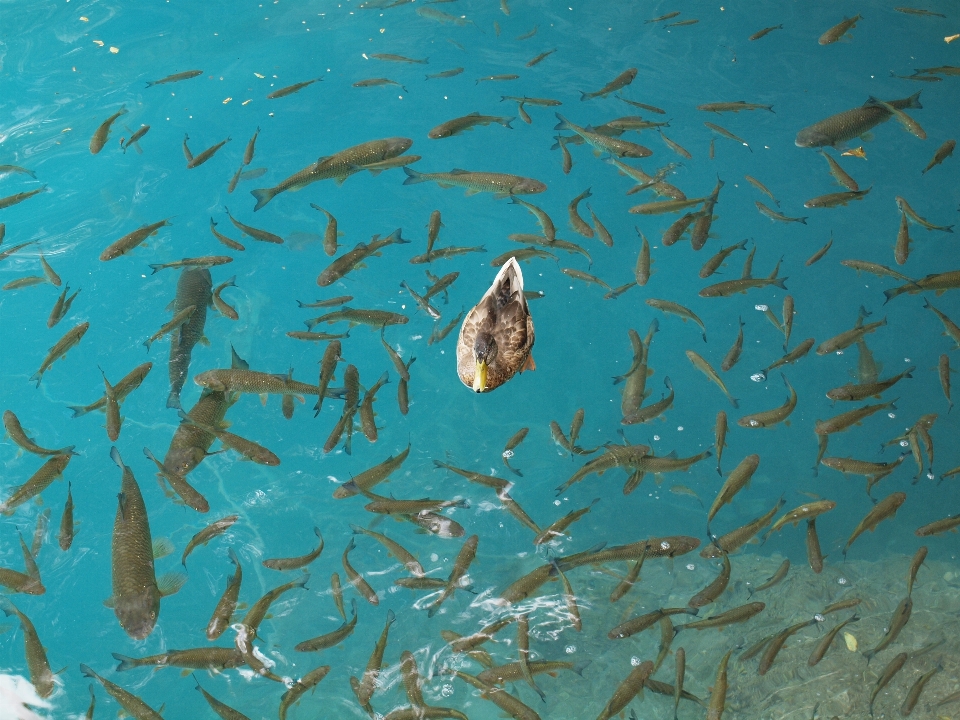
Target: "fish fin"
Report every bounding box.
[102,596,115,608]
[464,188,481,196]
[402,167,425,185]
[198,336,210,347]
[260,394,269,406]
[157,572,188,597]
[152,537,174,559]
[112,653,137,672]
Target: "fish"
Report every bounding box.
[590,660,653,720]
[209,218,244,251]
[814,399,896,435]
[316,228,409,286]
[759,618,820,676]
[676,602,765,633]
[819,14,861,44]
[3,411,75,456]
[110,448,180,640]
[306,307,408,330]
[148,256,233,274]
[749,24,784,40]
[342,538,379,605]
[90,107,128,154]
[896,195,954,232]
[426,67,464,79]
[755,200,807,224]
[915,513,960,536]
[608,608,698,640]
[884,269,960,302]
[181,515,239,567]
[250,137,413,210]
[581,68,637,100]
[266,77,322,99]
[0,600,55,697]
[526,48,556,67]
[864,597,913,663]
[820,150,860,191]
[665,18,699,26]
[555,114,653,157]
[206,549,242,641]
[702,497,785,558]
[647,11,681,23]
[241,574,309,639]
[841,258,915,282]
[451,671,541,720]
[354,608,396,705]
[795,91,922,147]
[687,350,739,408]
[121,124,150,154]
[867,652,910,717]
[922,139,955,174]
[113,647,243,672]
[166,268,212,408]
[47,284,79,329]
[698,101,774,113]
[645,298,707,341]
[403,166,545,196]
[817,308,887,355]
[427,534,478,617]
[843,491,907,556]
[739,373,797,428]
[261,526,325,572]
[354,76,408,92]
[707,454,760,525]
[700,238,749,279]
[807,613,860,666]
[295,599,358,652]
[804,187,872,207]
[428,112,514,139]
[279,665,331,720]
[81,664,163,720]
[146,69,202,87]
[896,210,913,265]
[0,453,71,516]
[704,121,752,151]
[896,6,946,16]
[826,367,914,401]
[868,96,926,139]
[184,135,231,168]
[100,218,172,261]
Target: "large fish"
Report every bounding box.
[167,268,212,408]
[403,167,546,196]
[795,92,922,147]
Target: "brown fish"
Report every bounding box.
[843,491,907,556]
[90,107,128,154]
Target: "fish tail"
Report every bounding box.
[67,405,89,418]
[148,264,163,275]
[250,187,276,212]
[503,117,516,129]
[402,167,425,185]
[579,91,590,101]
[166,391,182,409]
[111,653,137,672]
[79,663,97,679]
[906,91,922,109]
[553,113,571,130]
[773,277,788,290]
[29,371,42,387]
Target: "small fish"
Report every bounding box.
[647,298,707,341]
[820,150,859,191]
[146,69,202,87]
[184,135,231,169]
[90,107,128,154]
[843,491,907,556]
[209,218,245,251]
[224,206,284,243]
[665,18,699,27]
[819,14,862,45]
[526,48,556,67]
[181,517,238,570]
[30,322,89,387]
[555,114,653,158]
[121,124,150,153]
[922,139,955,174]
[675,603,765,633]
[647,11,681,23]
[808,613,859,666]
[896,6,946,17]
[756,200,807,223]
[428,112,515,139]
[100,219,172,261]
[263,527,324,571]
[561,267,611,290]
[149,256,233,274]
[704,121,752,150]
[896,195,954,232]
[354,77,408,92]
[749,24,784,40]
[404,167,545,196]
[581,68,638,101]
[476,74,520,84]
[864,597,912,662]
[698,101,774,113]
[707,454,759,525]
[426,67,464,79]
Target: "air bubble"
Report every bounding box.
[565,645,576,654]
[837,576,848,585]
[686,563,695,571]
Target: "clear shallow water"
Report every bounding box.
[1,0,958,718]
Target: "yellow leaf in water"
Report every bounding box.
[109,47,119,54]
[254,72,265,78]
[93,40,104,46]
[223,97,232,104]
[843,631,858,652]
[79,16,88,21]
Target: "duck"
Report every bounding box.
[457,257,535,393]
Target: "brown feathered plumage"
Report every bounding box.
[457,258,535,392]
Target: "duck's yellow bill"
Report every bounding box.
[473,360,488,393]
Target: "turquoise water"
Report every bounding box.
[1,0,959,718]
